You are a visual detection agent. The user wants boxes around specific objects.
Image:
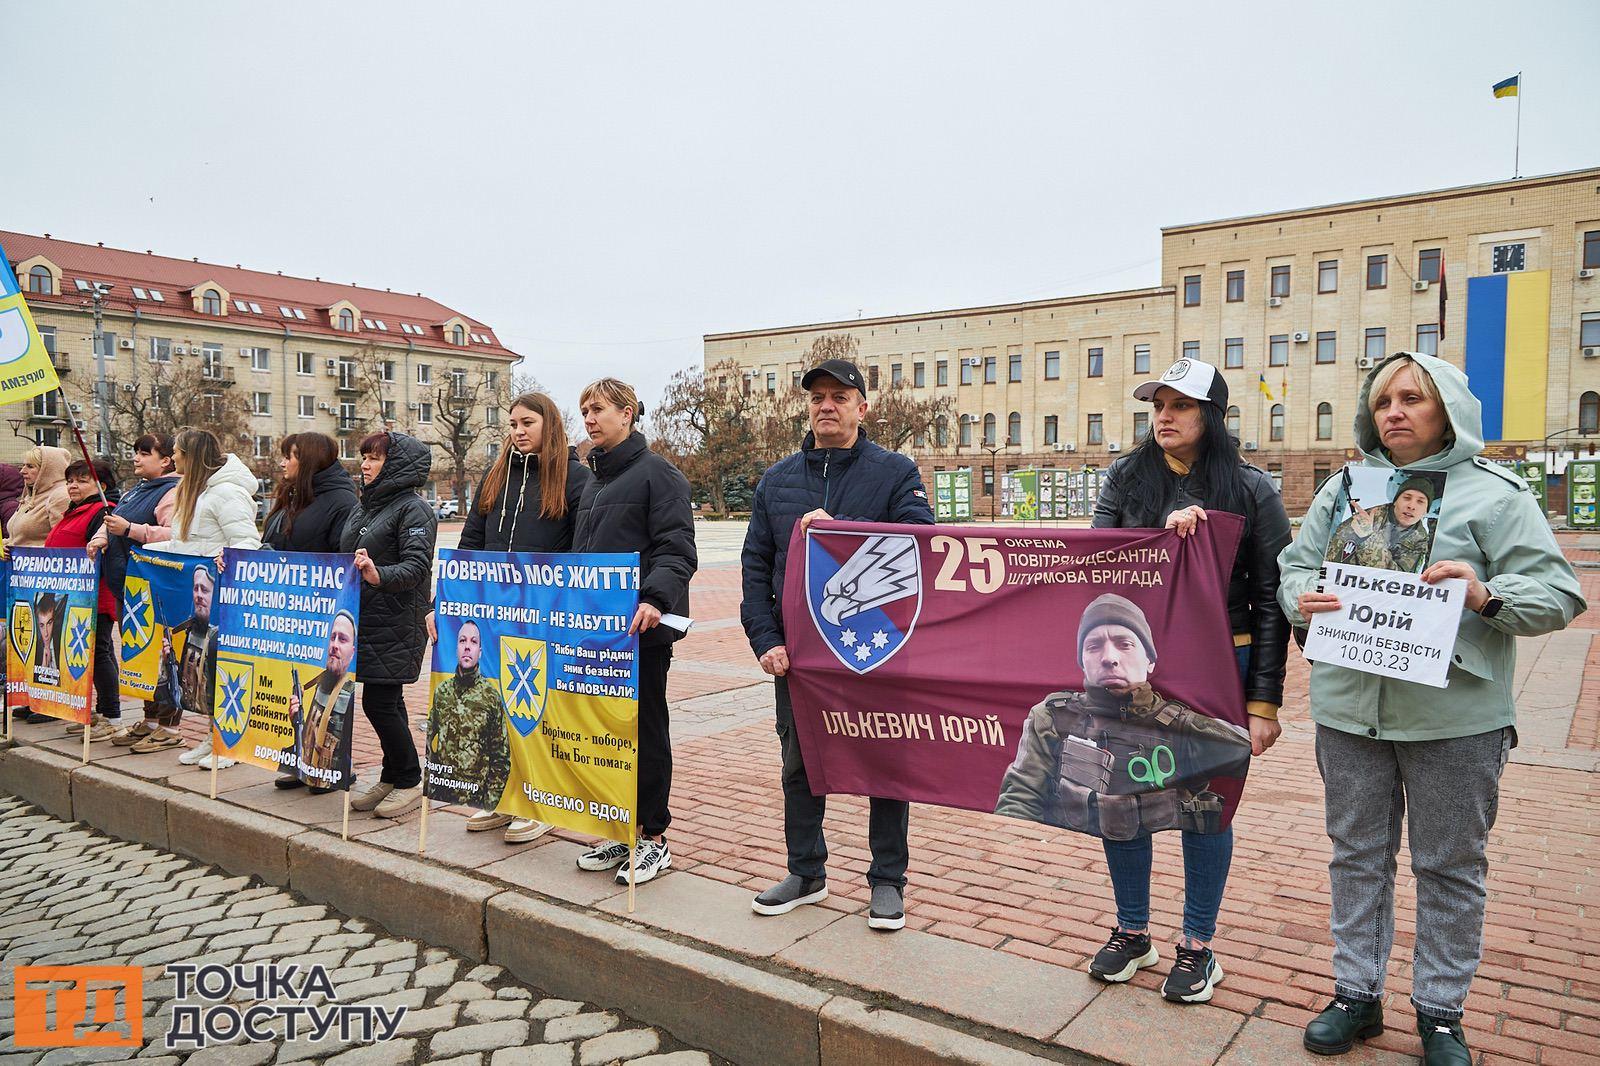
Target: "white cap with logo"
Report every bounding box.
[1132,357,1230,409]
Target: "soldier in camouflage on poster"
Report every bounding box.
[424,620,511,808]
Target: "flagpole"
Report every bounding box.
[1514,71,1522,178]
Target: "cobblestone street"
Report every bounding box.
[0,794,722,1066]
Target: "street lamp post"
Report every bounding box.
[89,283,114,454]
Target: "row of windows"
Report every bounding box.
[931,399,1347,449]
[136,338,499,392]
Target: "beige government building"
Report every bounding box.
[704,166,1600,512]
[4,231,518,502]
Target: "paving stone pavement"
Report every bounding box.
[0,795,724,1066]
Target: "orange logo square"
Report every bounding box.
[14,965,143,1048]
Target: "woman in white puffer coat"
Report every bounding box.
[145,429,263,768]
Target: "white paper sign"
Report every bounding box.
[1303,561,1467,688]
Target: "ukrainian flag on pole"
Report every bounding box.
[0,241,63,405]
[1492,74,1519,99]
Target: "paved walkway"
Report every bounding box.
[13,524,1598,1065]
[0,794,719,1065]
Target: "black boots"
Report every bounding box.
[1417,1015,1472,1066]
[1303,996,1384,1055]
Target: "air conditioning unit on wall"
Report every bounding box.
[118,339,134,350]
[1292,331,1310,343]
[1413,280,1430,292]
[1242,441,1259,451]
[1268,297,1282,307]
[1357,356,1376,369]
[1107,442,1122,453]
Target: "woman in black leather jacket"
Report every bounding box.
[1081,356,1290,1007]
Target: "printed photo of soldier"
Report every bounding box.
[165,564,218,716]
[425,620,511,809]
[277,609,357,793]
[1322,467,1446,575]
[995,593,1251,840]
[30,591,65,686]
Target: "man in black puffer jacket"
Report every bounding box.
[571,379,698,887]
[740,359,934,933]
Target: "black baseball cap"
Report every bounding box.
[800,359,868,395]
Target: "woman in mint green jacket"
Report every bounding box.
[1279,352,1583,1065]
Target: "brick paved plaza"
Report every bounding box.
[4,523,1597,1065]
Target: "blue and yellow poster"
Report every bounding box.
[119,548,218,705]
[428,549,640,845]
[0,241,64,405]
[212,550,360,789]
[5,548,99,723]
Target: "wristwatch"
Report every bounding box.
[1478,595,1504,619]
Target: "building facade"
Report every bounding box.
[5,231,518,502]
[704,167,1600,513]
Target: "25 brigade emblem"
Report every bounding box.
[806,531,922,675]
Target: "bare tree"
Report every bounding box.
[652,359,763,515]
[866,381,955,453]
[807,332,859,365]
[411,365,511,512]
[70,352,254,477]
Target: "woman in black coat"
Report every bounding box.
[266,432,360,791]
[340,431,437,820]
[570,378,697,887]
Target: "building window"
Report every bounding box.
[382,400,397,423]
[1133,344,1150,375]
[1267,464,1283,493]
[254,435,272,459]
[376,360,393,383]
[34,427,61,448]
[1044,415,1058,445]
[485,370,499,391]
[1317,402,1333,440]
[1006,412,1021,445]
[418,402,433,424]
[202,289,222,315]
[249,347,270,372]
[982,413,996,446]
[913,362,925,388]
[1366,254,1388,289]
[1270,265,1291,298]
[888,364,901,388]
[1314,464,1332,490]
[960,358,973,386]
[1224,337,1244,369]
[1318,259,1338,293]
[935,415,949,447]
[452,325,466,345]
[1183,275,1201,307]
[959,416,973,447]
[1269,335,1289,367]
[417,363,432,385]
[27,265,53,295]
[982,357,996,385]
[1417,248,1441,283]
[1584,231,1600,270]
[867,365,880,390]
[338,309,355,331]
[1040,351,1061,380]
[1225,405,1241,437]
[1364,328,1386,362]
[1182,340,1199,360]
[1133,411,1150,440]
[200,344,223,379]
[147,337,171,362]
[296,351,314,375]
[1087,347,1104,377]
[252,391,270,415]
[338,402,358,430]
[1225,270,1244,303]
[937,360,948,387]
[32,392,59,418]
[1581,313,1600,348]
[298,395,315,418]
[1416,323,1440,356]
[1580,391,1599,435]
[1270,404,1285,442]
[38,326,55,355]
[765,371,777,393]
[1086,413,1104,446]
[982,467,994,497]
[1316,331,1337,364]
[1001,353,1017,383]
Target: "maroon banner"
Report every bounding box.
[781,516,1251,838]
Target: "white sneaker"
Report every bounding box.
[177,737,214,765]
[576,840,631,871]
[196,752,234,770]
[615,839,672,885]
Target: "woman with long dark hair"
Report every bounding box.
[1081,357,1290,1004]
[444,391,591,842]
[265,432,358,791]
[341,431,437,820]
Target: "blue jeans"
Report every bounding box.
[1100,645,1250,944]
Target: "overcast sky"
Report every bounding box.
[7,1,1597,415]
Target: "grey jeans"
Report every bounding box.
[1314,724,1512,1021]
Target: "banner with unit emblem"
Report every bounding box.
[119,548,218,705]
[0,240,64,406]
[783,518,1251,840]
[211,550,360,789]
[427,549,639,845]
[4,548,99,723]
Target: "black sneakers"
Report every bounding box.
[1088,928,1159,983]
[1162,944,1224,1003]
[1417,1015,1471,1066]
[751,875,829,916]
[1304,996,1384,1055]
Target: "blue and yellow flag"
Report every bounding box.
[1492,74,1519,99]
[1257,373,1274,401]
[0,242,63,405]
[1465,270,1549,441]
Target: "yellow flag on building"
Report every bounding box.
[0,242,63,405]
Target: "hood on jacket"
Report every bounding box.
[209,454,263,497]
[362,433,431,507]
[0,463,23,504]
[1353,352,1484,470]
[28,446,71,495]
[311,460,359,499]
